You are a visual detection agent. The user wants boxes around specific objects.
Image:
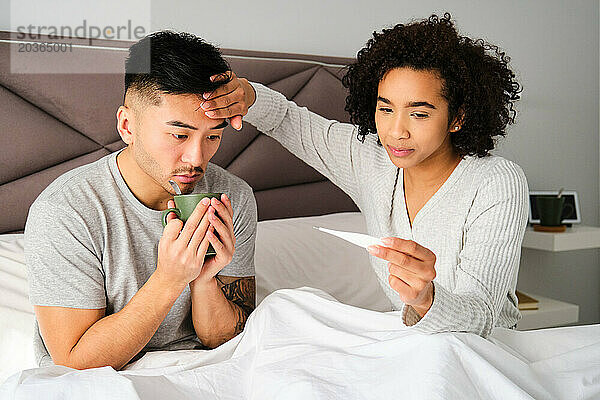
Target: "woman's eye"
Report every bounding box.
[378,107,393,113]
[172,134,188,140]
[208,135,221,141]
[412,112,429,119]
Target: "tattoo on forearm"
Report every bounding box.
[216,276,255,335]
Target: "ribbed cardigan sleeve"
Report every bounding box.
[402,161,529,337]
[243,82,362,204]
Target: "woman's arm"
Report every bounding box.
[410,162,529,337]
[202,74,365,204]
[367,161,529,337]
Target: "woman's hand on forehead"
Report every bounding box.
[200,71,256,131]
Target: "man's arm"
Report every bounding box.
[217,276,256,334]
[35,272,186,370]
[34,197,214,370]
[189,276,255,348]
[184,189,257,348]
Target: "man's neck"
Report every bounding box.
[116,148,171,211]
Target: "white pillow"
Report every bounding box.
[0,234,31,314]
[255,212,392,312]
[0,306,36,383]
[0,234,36,383]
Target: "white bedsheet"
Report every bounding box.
[2,287,599,400]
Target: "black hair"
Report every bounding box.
[124,30,231,105]
[341,13,522,157]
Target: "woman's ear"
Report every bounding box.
[450,107,465,132]
[116,105,135,145]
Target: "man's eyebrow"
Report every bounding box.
[165,120,228,130]
[211,120,229,130]
[166,120,197,130]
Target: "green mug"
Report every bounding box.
[536,196,574,227]
[161,193,223,256]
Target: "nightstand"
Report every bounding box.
[518,225,600,329]
[516,293,579,330]
[522,225,600,251]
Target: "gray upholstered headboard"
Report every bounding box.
[0,32,359,234]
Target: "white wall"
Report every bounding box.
[1,0,599,324]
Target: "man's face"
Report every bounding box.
[375,67,456,169]
[129,93,228,195]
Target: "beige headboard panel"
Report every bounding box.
[0,32,359,233]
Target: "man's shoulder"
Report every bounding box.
[31,153,115,210]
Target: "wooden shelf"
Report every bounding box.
[517,293,579,330]
[521,225,600,251]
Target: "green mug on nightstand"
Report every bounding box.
[161,193,223,256]
[536,196,574,227]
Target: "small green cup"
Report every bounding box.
[536,196,574,227]
[161,193,223,256]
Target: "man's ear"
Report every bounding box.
[116,105,135,145]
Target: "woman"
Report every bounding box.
[200,13,528,337]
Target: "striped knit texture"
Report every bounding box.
[245,82,529,337]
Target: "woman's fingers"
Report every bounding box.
[201,88,244,110]
[202,72,249,128]
[229,115,243,130]
[381,237,435,261]
[388,262,429,292]
[367,238,436,280]
[373,239,436,312]
[203,71,238,100]
[388,274,414,299]
[385,249,435,281]
[204,103,246,120]
[367,245,419,272]
[389,274,434,311]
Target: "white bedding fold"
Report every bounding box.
[1,288,599,400]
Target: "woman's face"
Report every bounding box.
[375,67,459,169]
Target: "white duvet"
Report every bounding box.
[2,287,599,400]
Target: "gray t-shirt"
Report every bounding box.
[24,150,257,367]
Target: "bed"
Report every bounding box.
[0,32,599,399]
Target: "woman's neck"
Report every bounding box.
[403,147,463,192]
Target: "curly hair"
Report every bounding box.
[341,13,522,157]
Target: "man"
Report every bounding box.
[24,31,257,370]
